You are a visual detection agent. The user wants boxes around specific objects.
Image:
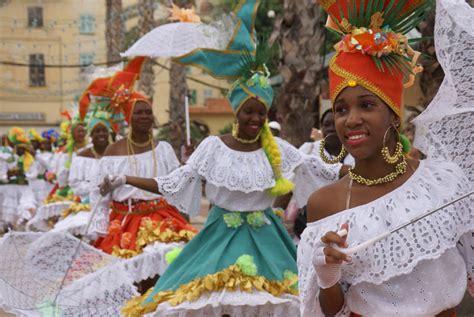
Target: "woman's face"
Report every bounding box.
[73,124,86,144]
[91,123,110,148]
[131,101,154,133]
[41,139,52,151]
[333,85,399,160]
[321,111,341,148]
[236,98,268,139]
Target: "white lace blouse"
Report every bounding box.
[88,141,181,235]
[298,159,474,317]
[68,156,101,201]
[155,136,342,215]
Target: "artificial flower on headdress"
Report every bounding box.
[173,0,293,196]
[8,127,34,172]
[168,3,201,23]
[78,57,150,127]
[320,0,432,117]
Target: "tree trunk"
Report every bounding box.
[270,0,326,147]
[105,0,124,65]
[168,62,188,154]
[137,0,156,98]
[417,10,444,109]
[167,0,190,154]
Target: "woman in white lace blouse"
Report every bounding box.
[99,2,344,315]
[298,1,474,316]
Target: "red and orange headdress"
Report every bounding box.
[78,56,150,126]
[320,0,432,117]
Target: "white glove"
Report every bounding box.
[312,228,348,289]
[99,175,126,196]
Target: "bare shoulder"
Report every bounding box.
[77,148,94,158]
[307,178,348,223]
[103,138,127,156]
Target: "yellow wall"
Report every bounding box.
[0,0,107,133]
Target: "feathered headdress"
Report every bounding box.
[173,0,293,196]
[29,128,44,143]
[320,0,432,117]
[78,57,149,126]
[8,127,34,172]
[41,129,59,143]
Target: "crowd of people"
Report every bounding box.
[0,0,473,316]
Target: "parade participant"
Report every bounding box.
[27,129,54,204]
[27,114,87,232]
[28,128,43,154]
[298,1,474,316]
[104,1,344,315]
[52,109,113,235]
[80,57,196,290]
[300,106,354,166]
[0,128,37,228]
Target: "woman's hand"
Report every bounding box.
[313,223,350,289]
[99,175,126,196]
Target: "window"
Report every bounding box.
[80,14,96,34]
[29,54,45,87]
[203,89,213,99]
[189,89,197,105]
[28,7,43,28]
[79,53,95,71]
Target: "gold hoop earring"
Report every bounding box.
[381,125,403,164]
[319,135,346,164]
[231,121,239,138]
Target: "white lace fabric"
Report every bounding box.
[0,231,137,316]
[156,136,341,215]
[68,156,100,201]
[298,159,474,316]
[146,292,300,317]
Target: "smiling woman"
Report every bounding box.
[298,1,474,317]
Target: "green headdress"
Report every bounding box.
[174,0,294,196]
[86,98,113,133]
[174,0,273,113]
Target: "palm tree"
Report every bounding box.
[167,0,192,154]
[105,0,124,65]
[137,0,156,98]
[270,0,326,147]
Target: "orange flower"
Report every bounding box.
[120,232,133,249]
[109,219,122,234]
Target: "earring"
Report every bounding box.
[319,136,347,164]
[381,125,403,164]
[231,121,240,138]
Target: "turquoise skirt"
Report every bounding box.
[123,206,298,316]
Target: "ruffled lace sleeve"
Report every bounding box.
[155,165,202,216]
[292,154,342,208]
[153,139,212,215]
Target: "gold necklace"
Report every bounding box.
[128,132,152,147]
[127,137,157,177]
[231,122,261,144]
[348,156,408,186]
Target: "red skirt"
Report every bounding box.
[94,198,197,258]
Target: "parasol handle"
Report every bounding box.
[331,190,473,255]
[185,96,191,146]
